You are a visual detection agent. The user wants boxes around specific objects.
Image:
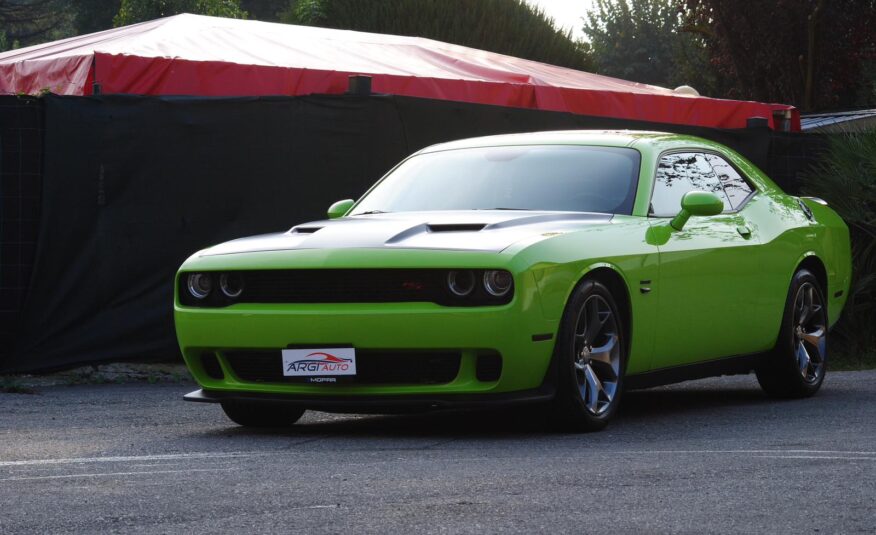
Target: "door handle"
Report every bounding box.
[736,225,752,238]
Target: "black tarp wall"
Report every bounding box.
[0,94,819,372]
[0,97,42,359]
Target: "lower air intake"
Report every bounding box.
[476,351,503,382]
[200,353,224,379]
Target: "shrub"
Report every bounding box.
[803,131,876,355]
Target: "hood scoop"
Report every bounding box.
[427,223,487,232]
[202,210,616,257]
[291,226,323,234]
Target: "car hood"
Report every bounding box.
[200,211,614,256]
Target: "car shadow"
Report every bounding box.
[191,381,783,440]
[619,386,772,422]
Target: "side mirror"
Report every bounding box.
[327,199,355,219]
[670,191,724,230]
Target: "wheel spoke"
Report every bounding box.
[799,284,822,325]
[582,298,604,343]
[801,327,826,363]
[602,380,617,402]
[590,363,618,383]
[796,342,811,377]
[583,365,603,412]
[803,303,822,326]
[795,291,806,326]
[574,315,590,343]
[588,335,616,364]
[798,304,809,327]
[588,336,618,381]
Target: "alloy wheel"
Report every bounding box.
[573,294,621,415]
[792,281,826,384]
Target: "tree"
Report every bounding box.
[684,0,876,110]
[582,0,719,94]
[114,0,247,27]
[72,0,121,34]
[0,0,75,50]
[239,0,285,21]
[279,0,592,72]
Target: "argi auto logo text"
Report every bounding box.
[285,352,352,373]
[281,347,356,377]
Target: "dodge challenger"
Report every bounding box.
[175,131,851,431]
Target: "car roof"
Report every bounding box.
[415,130,719,154]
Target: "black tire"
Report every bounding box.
[756,268,828,398]
[550,278,627,432]
[220,400,306,428]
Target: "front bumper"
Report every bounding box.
[175,285,559,399]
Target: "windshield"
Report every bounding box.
[352,145,641,215]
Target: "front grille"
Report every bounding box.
[241,269,443,303]
[224,350,461,385]
[178,269,513,307]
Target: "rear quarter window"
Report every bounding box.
[703,154,754,209]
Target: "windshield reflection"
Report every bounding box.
[353,145,642,215]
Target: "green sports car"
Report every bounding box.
[176,131,851,431]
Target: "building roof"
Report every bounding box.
[801,109,876,132]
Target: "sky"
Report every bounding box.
[526,0,596,40]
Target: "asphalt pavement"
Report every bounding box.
[1,371,874,534]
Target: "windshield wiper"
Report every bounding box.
[355,210,390,215]
[475,207,532,211]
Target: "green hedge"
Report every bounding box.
[803,132,876,360]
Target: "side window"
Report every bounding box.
[704,154,754,209]
[650,152,731,216]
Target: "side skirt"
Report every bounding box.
[625,353,763,390]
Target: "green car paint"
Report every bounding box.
[669,191,724,230]
[175,131,851,402]
[327,198,354,219]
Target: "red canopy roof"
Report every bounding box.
[0,14,798,130]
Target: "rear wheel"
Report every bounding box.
[550,279,626,432]
[220,400,305,428]
[756,268,827,398]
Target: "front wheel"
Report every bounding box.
[756,268,828,398]
[220,400,305,428]
[550,279,627,432]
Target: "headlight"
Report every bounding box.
[483,270,513,297]
[187,273,213,299]
[220,273,244,298]
[447,270,475,296]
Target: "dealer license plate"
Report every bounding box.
[281,347,357,379]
